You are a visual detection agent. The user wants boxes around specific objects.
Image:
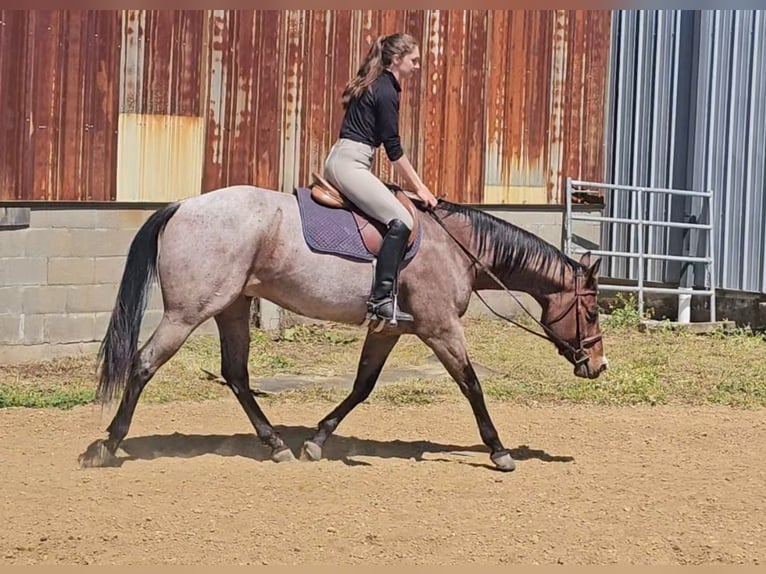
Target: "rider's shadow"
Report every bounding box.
[110,425,574,470]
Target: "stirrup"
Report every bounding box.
[366,296,414,325]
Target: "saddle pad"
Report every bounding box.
[294,186,421,262]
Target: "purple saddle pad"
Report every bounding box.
[293,186,422,262]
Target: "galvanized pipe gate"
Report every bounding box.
[565,177,717,323]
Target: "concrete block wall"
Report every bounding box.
[0,206,217,364]
[1,203,602,364]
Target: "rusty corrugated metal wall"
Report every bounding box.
[202,9,611,204]
[0,10,120,201]
[0,10,611,205]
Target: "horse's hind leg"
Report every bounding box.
[215,296,294,463]
[79,316,195,468]
[301,331,400,461]
[420,321,516,472]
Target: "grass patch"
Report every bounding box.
[1,315,765,410]
[0,387,95,410]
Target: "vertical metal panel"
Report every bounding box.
[118,10,205,200]
[0,10,120,201]
[560,11,611,201]
[606,9,766,294]
[120,10,204,116]
[202,10,284,192]
[690,9,766,294]
[484,10,610,205]
[116,114,205,201]
[0,11,29,201]
[484,11,553,204]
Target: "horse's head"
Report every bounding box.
[539,252,607,379]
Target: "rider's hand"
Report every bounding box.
[415,184,438,209]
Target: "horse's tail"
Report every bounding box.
[96,202,181,404]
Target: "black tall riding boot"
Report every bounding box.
[367,218,414,324]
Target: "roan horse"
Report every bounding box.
[78,180,607,472]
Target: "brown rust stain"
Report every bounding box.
[0,10,28,200]
[1,10,610,205]
[130,10,204,117]
[0,10,120,201]
[421,10,447,199]
[559,10,611,202]
[463,10,488,203]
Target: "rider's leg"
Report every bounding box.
[324,139,415,323]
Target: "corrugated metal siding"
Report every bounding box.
[118,10,206,200]
[202,10,285,193]
[151,9,611,204]
[1,9,610,205]
[272,9,610,204]
[120,10,205,116]
[605,10,766,294]
[116,113,205,201]
[0,10,120,201]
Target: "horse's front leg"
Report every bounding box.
[419,321,516,472]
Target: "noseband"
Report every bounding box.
[544,268,602,366]
[429,208,600,366]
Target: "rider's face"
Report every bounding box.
[392,47,421,79]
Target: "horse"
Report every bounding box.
[78,180,607,472]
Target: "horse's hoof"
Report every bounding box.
[491,450,516,472]
[300,440,322,462]
[78,439,120,469]
[271,446,296,463]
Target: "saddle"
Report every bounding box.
[308,172,420,255]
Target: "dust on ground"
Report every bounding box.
[1,398,764,565]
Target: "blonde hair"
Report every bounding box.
[341,33,418,109]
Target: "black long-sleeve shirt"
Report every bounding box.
[338,70,404,162]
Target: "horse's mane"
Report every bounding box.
[435,200,579,280]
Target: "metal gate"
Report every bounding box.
[566,177,717,322]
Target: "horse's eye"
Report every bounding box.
[586,308,599,321]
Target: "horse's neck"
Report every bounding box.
[502,263,568,297]
[477,243,570,302]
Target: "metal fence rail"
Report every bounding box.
[565,177,716,322]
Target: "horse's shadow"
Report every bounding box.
[107,425,574,470]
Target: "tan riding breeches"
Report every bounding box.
[323,138,414,230]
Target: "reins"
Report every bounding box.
[426,204,599,365]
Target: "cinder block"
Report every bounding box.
[0,257,48,286]
[94,257,127,284]
[0,287,23,314]
[138,309,164,341]
[94,311,114,340]
[22,286,68,314]
[0,230,26,257]
[21,314,45,344]
[0,315,22,344]
[147,285,164,310]
[30,209,99,229]
[68,229,137,257]
[0,341,101,364]
[48,258,95,285]
[94,209,155,230]
[24,228,73,257]
[44,313,96,344]
[66,284,119,313]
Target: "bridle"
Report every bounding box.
[428,207,602,367]
[538,267,603,366]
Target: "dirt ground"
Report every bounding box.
[1,397,764,565]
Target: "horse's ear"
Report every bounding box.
[585,257,602,286]
[579,251,592,267]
